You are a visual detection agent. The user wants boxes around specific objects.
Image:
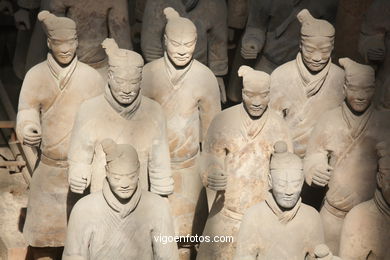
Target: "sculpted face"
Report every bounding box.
[300,36,333,72]
[106,167,139,200]
[164,29,197,67]
[271,169,304,209]
[345,84,375,113]
[47,35,78,66]
[242,82,270,118]
[108,69,141,106]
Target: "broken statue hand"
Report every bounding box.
[241,29,264,60]
[207,170,227,191]
[310,244,342,260]
[312,162,333,187]
[22,123,41,147]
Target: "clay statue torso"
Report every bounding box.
[305,106,390,213]
[234,200,324,260]
[339,198,390,260]
[17,57,104,247]
[50,0,132,65]
[269,55,345,157]
[67,90,173,195]
[63,181,178,260]
[141,56,220,168]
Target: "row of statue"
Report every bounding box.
[8,0,390,260]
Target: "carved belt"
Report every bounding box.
[323,199,349,219]
[40,154,68,168]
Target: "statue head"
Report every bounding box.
[339,58,375,113]
[238,65,270,118]
[38,11,78,66]
[163,7,197,67]
[297,9,335,73]
[269,141,304,210]
[102,38,144,106]
[377,142,390,205]
[102,139,140,201]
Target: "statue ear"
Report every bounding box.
[47,38,51,50]
[377,171,383,189]
[267,172,273,189]
[164,34,169,49]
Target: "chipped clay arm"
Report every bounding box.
[16,70,41,145]
[150,199,179,260]
[148,110,174,196]
[67,104,96,193]
[241,0,269,59]
[304,119,332,186]
[198,76,221,144]
[140,0,165,62]
[207,0,228,76]
[200,119,227,188]
[108,0,133,51]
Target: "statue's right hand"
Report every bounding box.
[241,37,260,60]
[69,175,89,194]
[312,163,333,187]
[207,172,227,191]
[22,124,41,146]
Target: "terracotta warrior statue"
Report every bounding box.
[67,38,174,196]
[304,58,390,254]
[339,143,390,260]
[359,0,390,109]
[141,7,221,258]
[269,9,345,158]
[50,0,132,77]
[16,11,104,259]
[141,0,228,102]
[196,66,292,260]
[241,0,338,74]
[233,141,324,260]
[63,139,178,260]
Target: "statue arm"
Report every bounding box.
[199,75,221,144]
[359,1,390,63]
[67,104,96,193]
[241,0,269,59]
[148,109,174,196]
[200,117,227,189]
[140,0,165,62]
[151,199,179,260]
[16,70,41,146]
[62,202,91,260]
[108,0,133,50]
[304,118,332,186]
[208,0,228,76]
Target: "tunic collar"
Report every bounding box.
[265,191,302,224]
[374,189,390,219]
[240,103,269,141]
[47,53,78,90]
[341,102,373,139]
[102,178,142,218]
[164,52,194,90]
[104,84,142,120]
[296,52,331,98]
